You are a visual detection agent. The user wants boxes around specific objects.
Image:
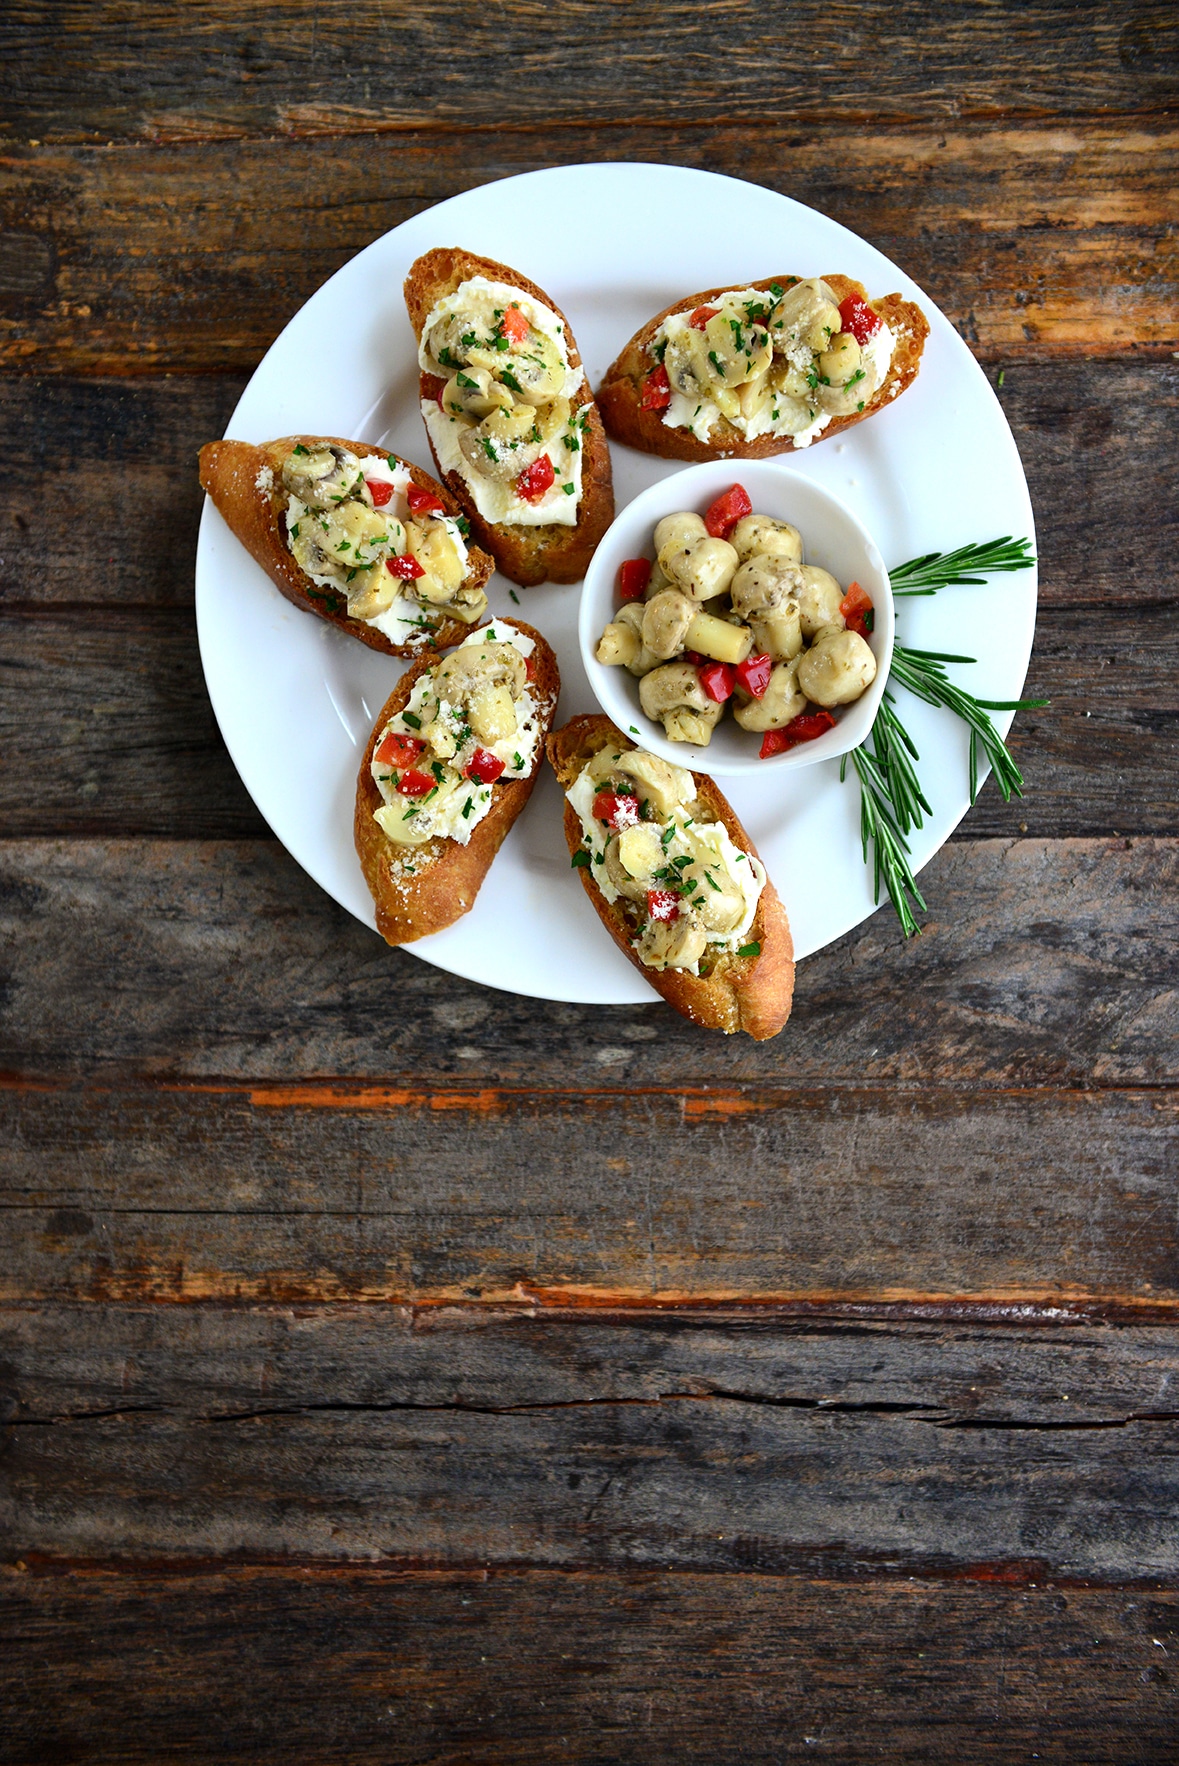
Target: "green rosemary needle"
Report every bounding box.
[844,535,1041,936]
[890,535,1036,597]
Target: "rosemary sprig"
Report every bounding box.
[841,737,927,938]
[890,644,1045,806]
[890,536,1036,596]
[846,535,1042,936]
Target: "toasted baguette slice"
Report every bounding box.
[404,248,614,587]
[547,715,794,1039]
[199,435,494,658]
[597,276,928,461]
[356,620,560,945]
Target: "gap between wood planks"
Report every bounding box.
[6,1552,1179,1593]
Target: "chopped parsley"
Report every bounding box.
[737,941,761,958]
[562,483,576,495]
[461,797,474,819]
[572,850,591,868]
[456,371,479,389]
[508,588,520,603]
[402,711,422,730]
[512,752,524,770]
[292,443,309,455]
[500,368,524,395]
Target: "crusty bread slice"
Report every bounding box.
[198,435,494,658]
[596,276,929,461]
[355,620,560,945]
[404,248,614,587]
[546,715,794,1039]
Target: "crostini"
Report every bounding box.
[546,715,794,1038]
[198,435,494,657]
[404,248,614,587]
[596,276,928,462]
[356,618,560,944]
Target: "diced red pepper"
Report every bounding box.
[618,559,651,602]
[688,305,719,330]
[839,580,875,641]
[735,652,773,698]
[759,710,837,759]
[704,484,753,539]
[465,748,506,785]
[387,553,424,579]
[680,650,703,666]
[640,365,672,411]
[524,651,536,680]
[837,292,881,345]
[500,304,530,344]
[647,888,681,923]
[398,768,435,798]
[697,660,736,703]
[421,373,447,404]
[407,484,446,519]
[366,478,394,507]
[592,789,640,832]
[515,455,555,503]
[375,731,425,767]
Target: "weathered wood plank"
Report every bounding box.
[1,125,1175,373]
[6,2,1177,141]
[1,603,1174,837]
[3,362,1174,613]
[1,1564,1174,1766]
[1,1083,1173,1303]
[2,838,1175,1089]
[4,1307,1179,1573]
[8,1304,1179,1427]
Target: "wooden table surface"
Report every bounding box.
[2,4,1177,1759]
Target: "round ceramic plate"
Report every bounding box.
[195,163,1037,1004]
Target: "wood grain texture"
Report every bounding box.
[4,1310,1179,1575]
[5,1,1177,141]
[1,125,1175,373]
[2,837,1174,1089]
[0,1564,1174,1766]
[2,1081,1173,1304]
[2,601,1174,837]
[4,364,1174,611]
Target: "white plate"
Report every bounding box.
[195,163,1037,1005]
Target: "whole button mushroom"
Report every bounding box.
[729,556,804,662]
[729,515,803,566]
[733,658,808,732]
[658,535,740,603]
[797,630,877,708]
[639,662,725,746]
[795,566,847,639]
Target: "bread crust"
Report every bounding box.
[404,248,614,587]
[546,715,794,1039]
[355,620,560,945]
[198,434,495,658]
[596,276,929,461]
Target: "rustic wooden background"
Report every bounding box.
[2,3,1177,1759]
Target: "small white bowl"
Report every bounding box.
[578,459,894,777]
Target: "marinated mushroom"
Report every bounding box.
[640,663,725,746]
[435,642,527,743]
[658,535,740,602]
[729,556,804,661]
[282,444,365,510]
[614,749,697,819]
[796,565,847,639]
[733,658,808,731]
[797,629,877,707]
[653,512,708,556]
[729,515,803,565]
[641,589,697,661]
